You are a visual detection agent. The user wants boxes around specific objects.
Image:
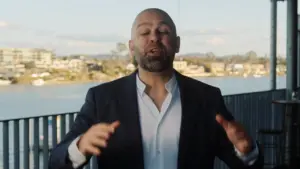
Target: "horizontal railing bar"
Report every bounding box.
[0,111,77,122]
[224,88,285,97]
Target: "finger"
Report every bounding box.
[90,137,108,148]
[85,145,101,156]
[110,121,121,130]
[216,114,229,130]
[227,122,244,134]
[235,131,247,140]
[94,131,111,140]
[93,124,116,133]
[226,128,241,140]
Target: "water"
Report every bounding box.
[0,75,287,168]
[0,76,287,120]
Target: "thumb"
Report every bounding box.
[216,114,229,130]
[110,121,121,129]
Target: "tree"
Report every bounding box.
[116,43,127,53]
[206,52,216,60]
[61,56,68,60]
[245,50,257,61]
[111,42,129,59]
[24,61,36,69]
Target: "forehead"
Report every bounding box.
[135,11,172,28]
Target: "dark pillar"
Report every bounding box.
[270,0,277,90]
[286,0,298,99]
[285,0,298,168]
[298,15,300,89]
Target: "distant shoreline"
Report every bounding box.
[44,79,102,85]
[0,73,287,87]
[0,79,104,87]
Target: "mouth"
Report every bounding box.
[150,48,160,52]
[147,47,162,55]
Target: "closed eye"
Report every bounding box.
[140,32,150,35]
[159,31,169,34]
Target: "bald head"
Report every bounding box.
[131,8,177,39]
[128,8,180,73]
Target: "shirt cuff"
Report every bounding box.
[234,142,259,166]
[68,136,87,168]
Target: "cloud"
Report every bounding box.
[180,28,227,37]
[206,37,225,46]
[57,33,127,43]
[0,40,41,48]
[0,21,127,44]
[52,39,117,55]
[64,40,107,48]
[0,21,9,27]
[2,21,229,46]
[0,38,116,55]
[0,21,23,30]
[261,34,286,41]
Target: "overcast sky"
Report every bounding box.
[1,0,298,56]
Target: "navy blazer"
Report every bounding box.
[48,70,263,169]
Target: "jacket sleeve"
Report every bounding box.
[214,88,264,169]
[48,88,97,169]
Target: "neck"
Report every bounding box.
[137,67,174,89]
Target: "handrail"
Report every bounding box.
[0,111,77,122]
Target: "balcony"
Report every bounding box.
[0,89,288,169]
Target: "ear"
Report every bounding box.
[175,36,180,53]
[128,40,134,61]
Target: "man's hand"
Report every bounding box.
[216,114,253,155]
[77,121,120,156]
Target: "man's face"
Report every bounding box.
[129,11,180,72]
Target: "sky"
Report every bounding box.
[0,0,297,56]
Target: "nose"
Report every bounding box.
[149,31,160,43]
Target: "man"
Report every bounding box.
[49,8,263,169]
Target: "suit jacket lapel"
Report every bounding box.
[115,70,145,169]
[175,72,208,169]
[113,70,209,169]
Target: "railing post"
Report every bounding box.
[33,117,40,169]
[14,120,20,169]
[270,0,278,90]
[24,119,30,169]
[297,15,300,88]
[3,121,9,169]
[43,117,49,169]
[60,115,66,142]
[51,115,57,148]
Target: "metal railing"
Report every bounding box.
[0,89,286,169]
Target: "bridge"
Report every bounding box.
[1,0,300,168]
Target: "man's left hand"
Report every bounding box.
[216,114,253,155]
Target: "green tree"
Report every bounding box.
[111,42,129,60]
[245,50,257,62]
[24,61,36,69]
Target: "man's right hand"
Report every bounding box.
[77,121,120,156]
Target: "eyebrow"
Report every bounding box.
[136,21,171,30]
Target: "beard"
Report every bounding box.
[133,46,173,72]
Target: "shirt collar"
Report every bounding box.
[136,73,177,95]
